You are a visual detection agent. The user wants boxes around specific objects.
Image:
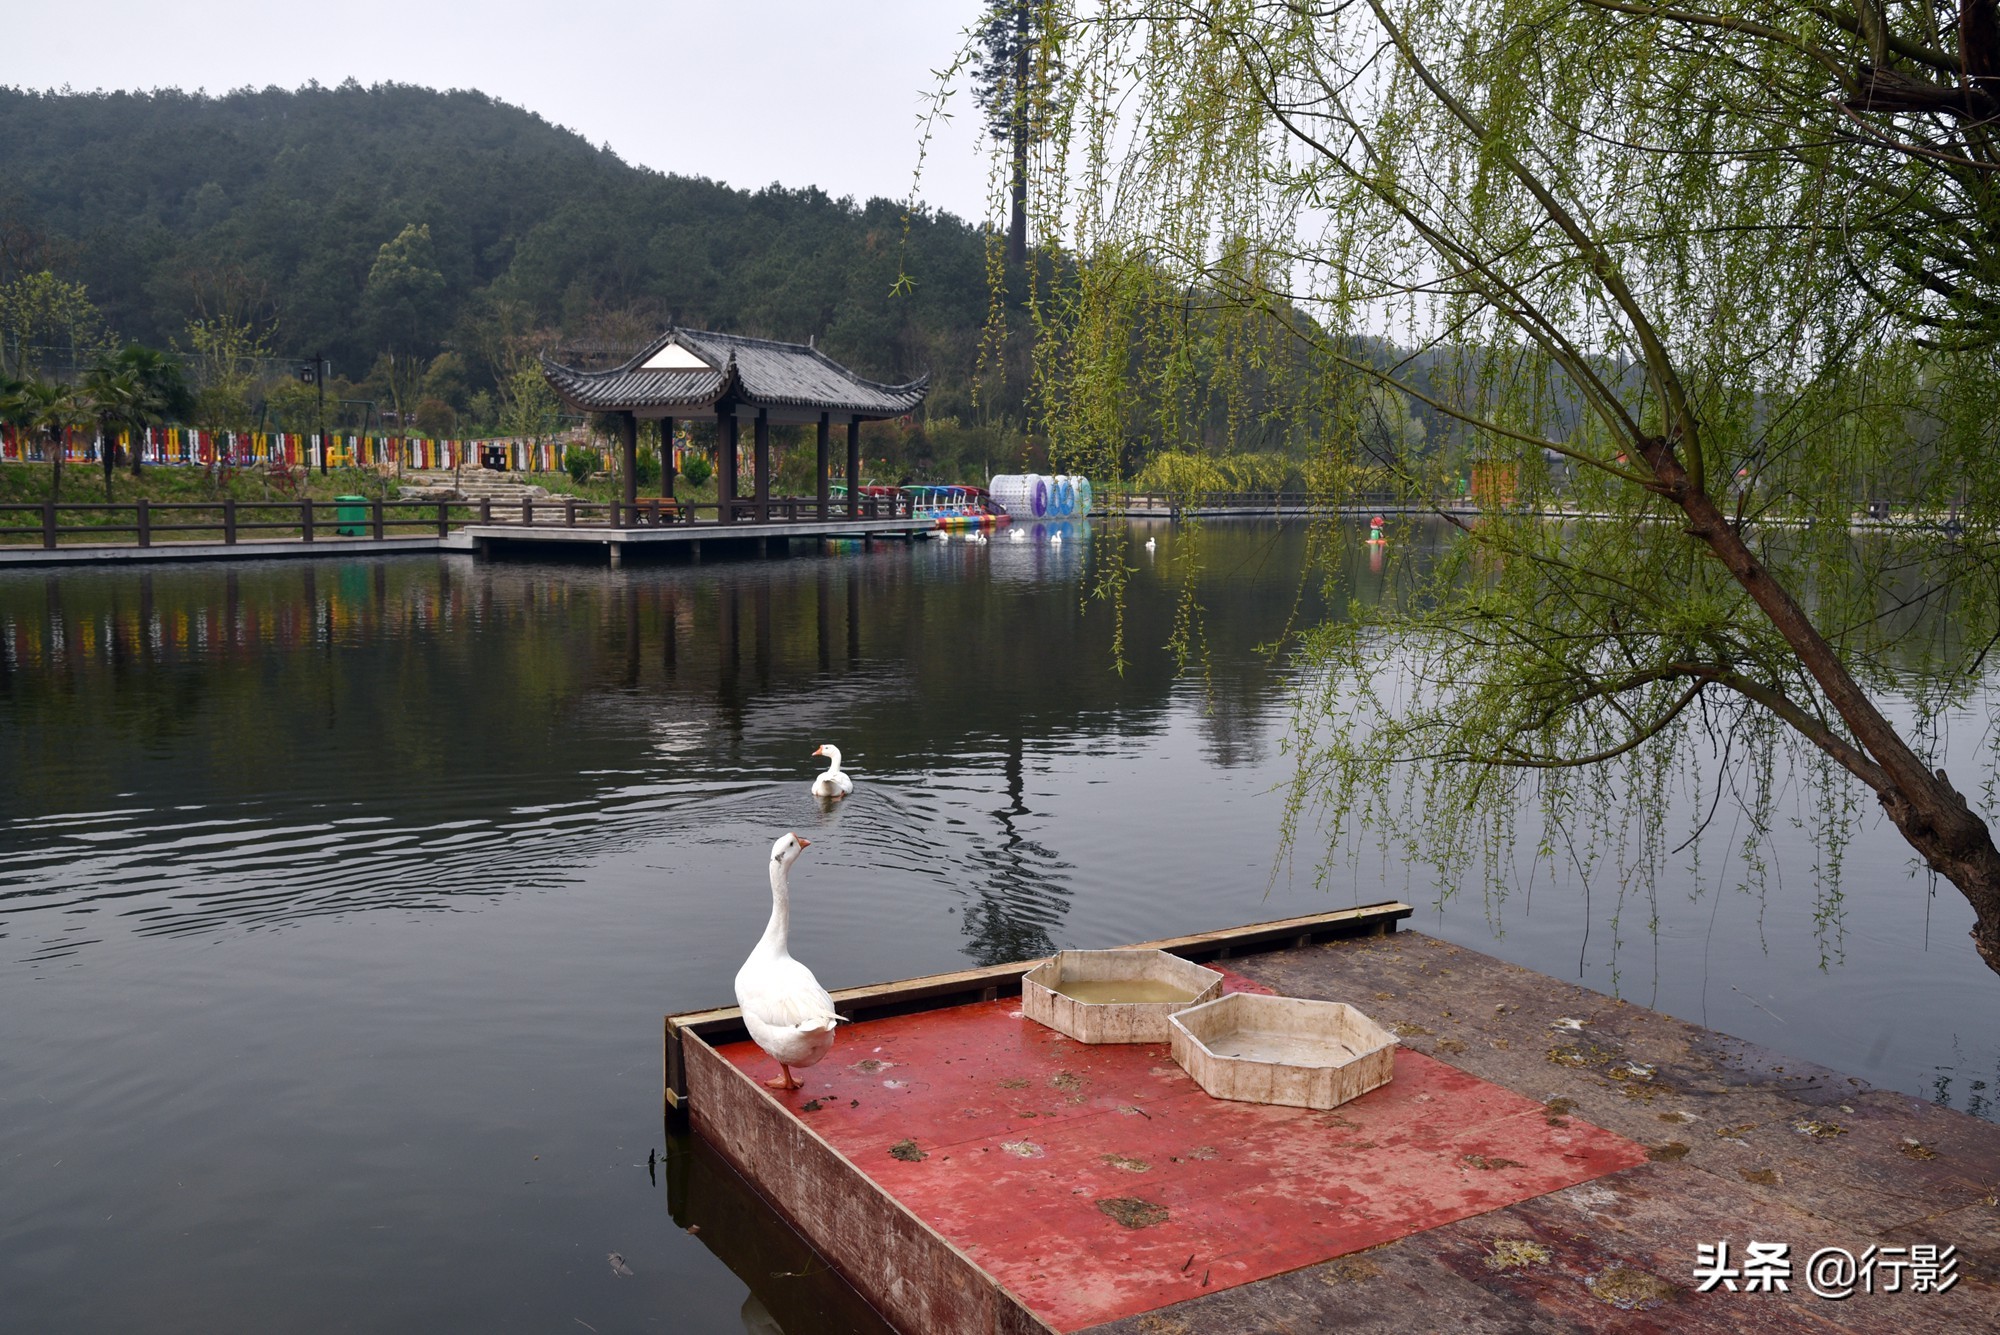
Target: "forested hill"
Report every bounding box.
[0,81,997,424]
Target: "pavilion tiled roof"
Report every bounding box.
[540,328,928,420]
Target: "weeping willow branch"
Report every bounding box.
[1026,0,2000,976]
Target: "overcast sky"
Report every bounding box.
[1,1,1001,222]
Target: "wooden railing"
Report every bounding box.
[1111,490,1467,513]
[0,498,468,549]
[0,490,921,549]
[470,493,917,528]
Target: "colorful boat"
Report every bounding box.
[826,483,1013,530]
[904,484,1012,531]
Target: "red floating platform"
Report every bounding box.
[717,972,1647,1332]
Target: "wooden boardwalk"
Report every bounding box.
[0,497,932,567]
[460,513,932,566]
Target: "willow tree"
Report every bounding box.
[1026,1,2000,974]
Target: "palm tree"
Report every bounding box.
[83,361,143,500]
[6,376,89,499]
[109,345,193,479]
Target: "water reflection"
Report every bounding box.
[959,735,1071,965]
[0,533,1322,967]
[665,1133,895,1335]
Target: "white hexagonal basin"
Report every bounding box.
[1169,993,1397,1109]
[1021,949,1225,1044]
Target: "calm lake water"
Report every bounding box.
[2,522,1995,1333]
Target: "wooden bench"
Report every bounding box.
[630,498,686,526]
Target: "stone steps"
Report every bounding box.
[396,470,553,504]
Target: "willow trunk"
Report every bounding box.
[1640,435,2000,975]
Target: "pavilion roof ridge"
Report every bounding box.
[540,326,927,423]
[663,326,930,397]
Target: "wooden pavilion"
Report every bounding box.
[540,329,928,523]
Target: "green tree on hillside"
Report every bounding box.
[179,314,271,434]
[501,366,561,443]
[363,223,448,438]
[0,271,115,377]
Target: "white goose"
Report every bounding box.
[734,832,841,1091]
[811,743,853,799]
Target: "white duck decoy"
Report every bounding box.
[734,832,841,1091]
[811,743,853,799]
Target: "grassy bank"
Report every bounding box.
[0,460,411,507]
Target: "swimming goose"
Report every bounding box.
[811,744,853,799]
[734,832,840,1091]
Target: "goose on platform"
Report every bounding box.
[811,743,853,799]
[734,832,841,1091]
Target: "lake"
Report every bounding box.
[2,520,1994,1332]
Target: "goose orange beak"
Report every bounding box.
[796,836,811,849]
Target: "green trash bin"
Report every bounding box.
[334,495,369,537]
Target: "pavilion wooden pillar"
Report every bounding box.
[816,412,830,520]
[846,417,861,518]
[618,412,639,511]
[661,416,677,501]
[753,409,770,523]
[718,407,738,524]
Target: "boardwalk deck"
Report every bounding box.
[459,514,932,564]
[0,516,932,566]
[668,912,2000,1333]
[0,534,449,565]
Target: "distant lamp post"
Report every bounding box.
[300,356,329,475]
